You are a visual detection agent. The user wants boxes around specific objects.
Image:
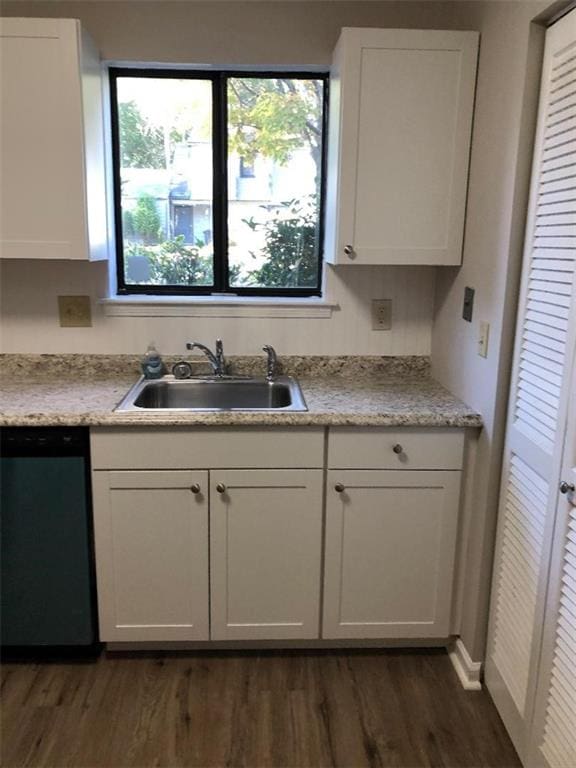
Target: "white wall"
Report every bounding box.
[0,260,434,355]
[431,2,548,659]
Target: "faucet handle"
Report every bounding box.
[214,339,226,376]
[263,345,278,381]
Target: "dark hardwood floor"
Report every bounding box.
[1,649,520,768]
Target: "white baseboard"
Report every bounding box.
[449,638,482,690]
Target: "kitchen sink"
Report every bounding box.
[115,375,308,412]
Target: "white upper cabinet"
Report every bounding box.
[324,28,478,266]
[0,18,107,261]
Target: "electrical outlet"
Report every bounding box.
[372,299,392,330]
[58,296,92,327]
[478,321,490,358]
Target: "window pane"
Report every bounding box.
[116,76,214,287]
[227,77,324,290]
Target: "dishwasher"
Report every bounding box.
[1,427,98,650]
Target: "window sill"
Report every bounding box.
[100,296,337,319]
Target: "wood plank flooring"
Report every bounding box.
[1,649,520,768]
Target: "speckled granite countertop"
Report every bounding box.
[0,355,482,429]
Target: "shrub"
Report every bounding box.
[131,193,164,245]
[243,197,318,288]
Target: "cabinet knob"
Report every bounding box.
[216,483,226,494]
[334,483,345,493]
[190,483,201,494]
[392,444,403,454]
[343,244,354,258]
[559,481,575,495]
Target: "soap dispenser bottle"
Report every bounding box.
[141,343,165,379]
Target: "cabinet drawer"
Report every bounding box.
[91,427,324,469]
[328,427,464,470]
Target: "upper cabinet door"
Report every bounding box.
[0,18,107,261]
[324,28,478,266]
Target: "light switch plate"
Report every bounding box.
[371,299,392,330]
[58,296,92,327]
[478,321,490,358]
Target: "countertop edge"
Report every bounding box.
[0,412,483,429]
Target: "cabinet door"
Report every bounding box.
[210,470,323,640]
[325,28,478,266]
[92,470,209,641]
[0,19,106,260]
[323,470,461,638]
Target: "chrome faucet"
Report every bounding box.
[186,339,226,377]
[262,345,278,381]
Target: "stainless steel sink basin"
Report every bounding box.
[115,375,308,412]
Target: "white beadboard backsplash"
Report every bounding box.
[0,260,435,356]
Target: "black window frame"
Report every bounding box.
[109,67,329,298]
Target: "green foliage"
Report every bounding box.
[125,237,212,286]
[124,237,242,287]
[119,101,165,168]
[228,78,323,175]
[130,194,163,245]
[243,197,318,289]
[122,209,135,240]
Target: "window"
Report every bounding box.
[110,69,328,297]
[239,157,255,178]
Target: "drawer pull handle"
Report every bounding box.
[343,244,355,258]
[392,444,403,454]
[559,481,575,495]
[190,483,201,494]
[216,483,227,494]
[335,483,345,493]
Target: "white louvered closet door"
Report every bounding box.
[485,9,576,764]
[529,361,576,768]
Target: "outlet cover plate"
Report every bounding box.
[372,299,392,331]
[58,296,92,327]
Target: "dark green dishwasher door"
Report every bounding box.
[1,456,96,646]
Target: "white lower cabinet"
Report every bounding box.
[91,428,325,643]
[90,427,464,645]
[322,469,461,639]
[210,470,323,640]
[92,470,209,642]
